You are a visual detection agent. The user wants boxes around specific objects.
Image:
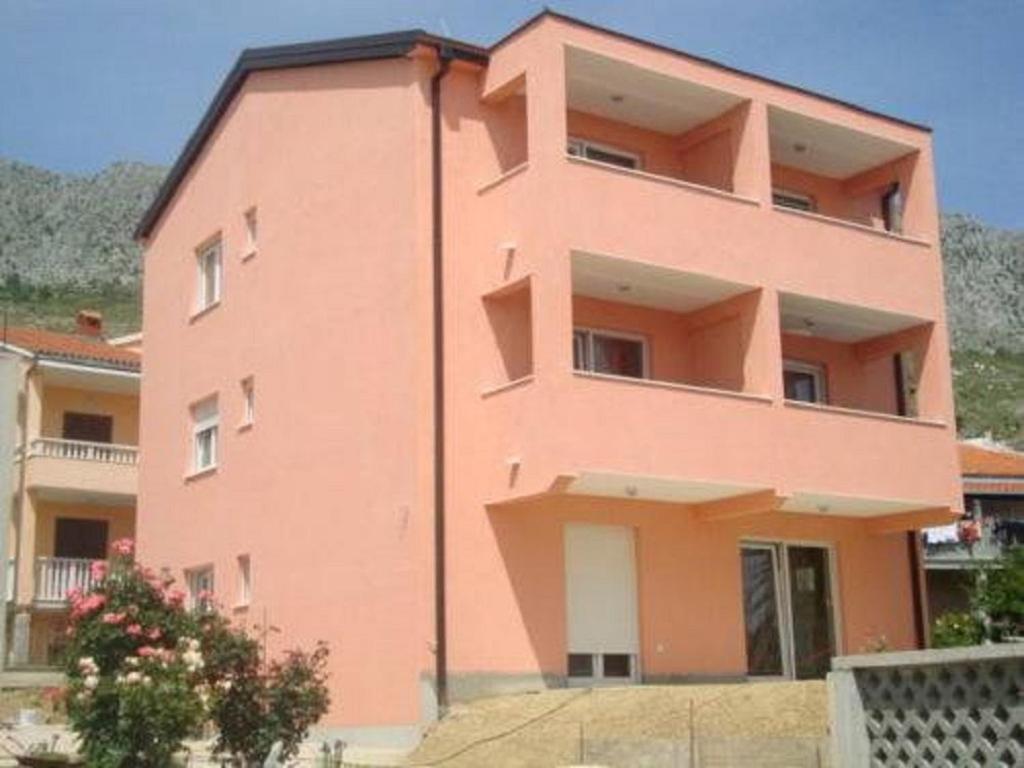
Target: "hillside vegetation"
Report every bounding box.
[0,157,1020,445]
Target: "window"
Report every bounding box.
[567,653,634,680]
[237,555,252,606]
[783,360,826,404]
[240,377,255,427]
[573,328,647,379]
[190,397,219,473]
[62,412,113,443]
[243,208,258,259]
[186,567,215,612]
[196,238,222,312]
[772,189,815,212]
[567,138,640,170]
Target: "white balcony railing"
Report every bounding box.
[35,557,101,603]
[29,437,138,465]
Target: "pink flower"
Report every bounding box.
[163,589,186,608]
[101,612,126,625]
[125,624,143,636]
[90,561,107,581]
[137,646,159,658]
[70,593,106,620]
[66,587,83,605]
[111,538,135,557]
[197,589,214,603]
[147,627,162,641]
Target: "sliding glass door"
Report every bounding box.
[740,543,837,679]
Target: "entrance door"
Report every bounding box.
[740,542,837,679]
[55,518,109,560]
[564,524,639,685]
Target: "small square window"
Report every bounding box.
[243,208,257,260]
[186,566,214,612]
[191,397,219,473]
[196,239,222,311]
[602,654,632,678]
[567,653,594,678]
[237,555,251,606]
[240,377,255,427]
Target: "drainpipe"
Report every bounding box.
[430,44,454,714]
[907,531,929,649]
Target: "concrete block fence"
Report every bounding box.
[828,643,1024,767]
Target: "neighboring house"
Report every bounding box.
[0,312,140,667]
[134,11,961,752]
[925,441,1024,618]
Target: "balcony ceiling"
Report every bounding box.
[566,46,744,135]
[568,470,768,504]
[779,292,925,343]
[573,251,753,314]
[38,360,140,395]
[769,106,916,179]
[781,491,927,517]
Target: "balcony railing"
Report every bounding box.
[924,519,1023,568]
[35,557,101,603]
[29,437,138,465]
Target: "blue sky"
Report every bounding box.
[2,0,1021,228]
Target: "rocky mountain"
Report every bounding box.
[0,157,1020,445]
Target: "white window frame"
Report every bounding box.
[190,397,219,474]
[573,327,649,379]
[236,555,252,607]
[772,188,816,213]
[567,137,641,170]
[783,359,827,404]
[196,238,223,312]
[240,377,255,428]
[242,208,257,261]
[186,566,215,612]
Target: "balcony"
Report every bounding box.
[24,437,138,503]
[34,557,101,605]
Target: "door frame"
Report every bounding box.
[740,538,843,680]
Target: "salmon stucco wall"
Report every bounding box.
[138,56,439,730]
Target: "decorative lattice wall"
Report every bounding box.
[830,645,1024,768]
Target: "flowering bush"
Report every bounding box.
[63,540,329,767]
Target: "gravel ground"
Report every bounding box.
[405,681,827,768]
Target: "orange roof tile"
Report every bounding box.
[1,326,140,371]
[959,442,1024,478]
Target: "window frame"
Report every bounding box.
[240,377,255,429]
[772,189,816,213]
[242,207,258,260]
[782,359,827,404]
[185,566,215,612]
[190,397,219,474]
[195,237,223,313]
[236,555,252,608]
[567,137,642,170]
[573,326,650,380]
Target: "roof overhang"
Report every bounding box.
[37,359,140,394]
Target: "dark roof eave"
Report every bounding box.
[36,352,141,374]
[134,30,487,241]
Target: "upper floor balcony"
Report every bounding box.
[23,437,138,503]
[478,42,939,308]
[478,250,960,523]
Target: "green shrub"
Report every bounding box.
[62,540,329,767]
[931,611,984,648]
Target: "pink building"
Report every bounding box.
[136,11,961,753]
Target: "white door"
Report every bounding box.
[564,523,639,685]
